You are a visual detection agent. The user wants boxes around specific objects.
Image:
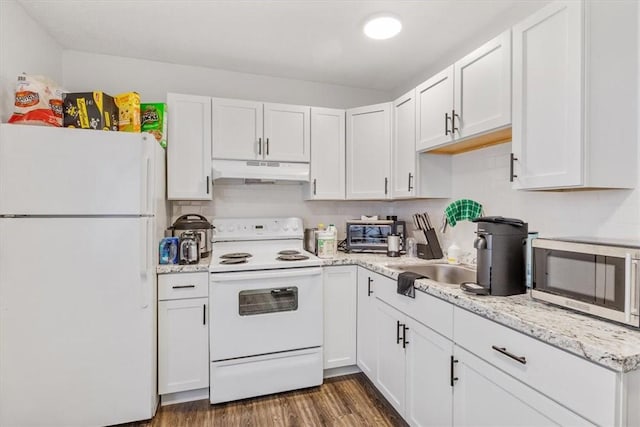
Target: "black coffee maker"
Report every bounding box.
[467,216,528,296]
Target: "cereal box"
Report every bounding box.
[114,92,141,132]
[62,92,119,131]
[140,103,167,148]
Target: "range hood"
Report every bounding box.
[212,159,310,183]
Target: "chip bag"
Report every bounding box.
[140,103,167,148]
[8,74,65,127]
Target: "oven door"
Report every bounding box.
[347,223,392,251]
[532,240,640,325]
[210,267,322,361]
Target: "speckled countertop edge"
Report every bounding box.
[158,252,640,373]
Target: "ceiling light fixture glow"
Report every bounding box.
[363,15,402,40]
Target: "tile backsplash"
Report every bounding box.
[172,142,640,258]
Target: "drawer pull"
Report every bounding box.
[492,345,527,365]
[172,285,196,289]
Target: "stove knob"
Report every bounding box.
[291,223,299,231]
[217,225,225,232]
[227,224,235,232]
[282,224,289,231]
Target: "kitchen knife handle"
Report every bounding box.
[408,173,413,192]
[510,153,518,182]
[258,137,262,155]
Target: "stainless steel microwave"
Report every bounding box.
[532,238,640,327]
[345,220,405,253]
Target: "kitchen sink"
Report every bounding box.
[393,263,476,285]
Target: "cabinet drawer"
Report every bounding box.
[453,307,618,426]
[374,271,453,339]
[158,272,209,300]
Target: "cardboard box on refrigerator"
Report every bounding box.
[62,92,119,131]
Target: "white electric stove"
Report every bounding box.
[208,217,323,404]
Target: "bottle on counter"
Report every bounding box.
[317,229,336,259]
[327,224,338,254]
[447,242,461,265]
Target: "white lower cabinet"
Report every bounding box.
[356,267,382,380]
[323,266,357,369]
[452,345,590,426]
[405,317,453,427]
[354,266,620,427]
[375,300,407,415]
[158,273,209,396]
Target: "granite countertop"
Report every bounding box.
[156,256,210,274]
[158,252,640,373]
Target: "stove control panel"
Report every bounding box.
[212,217,303,241]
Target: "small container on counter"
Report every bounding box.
[316,230,336,258]
[159,237,179,264]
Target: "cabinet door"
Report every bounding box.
[346,103,391,200]
[323,266,357,369]
[416,66,454,152]
[405,318,453,427]
[158,297,209,395]
[375,299,406,416]
[212,98,263,161]
[308,108,345,200]
[263,103,310,162]
[391,89,417,199]
[356,268,378,381]
[167,93,212,200]
[512,1,583,189]
[454,30,511,140]
[452,346,591,426]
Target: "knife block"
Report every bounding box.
[417,229,444,260]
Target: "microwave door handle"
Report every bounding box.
[625,254,632,323]
[632,260,640,317]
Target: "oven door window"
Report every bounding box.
[238,287,298,316]
[350,225,391,245]
[535,249,625,310]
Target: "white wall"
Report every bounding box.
[62,50,390,109]
[0,0,63,122]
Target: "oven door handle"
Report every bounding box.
[211,267,322,282]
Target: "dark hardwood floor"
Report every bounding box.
[125,373,407,427]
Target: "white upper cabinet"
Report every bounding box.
[416,30,512,153]
[211,98,263,161]
[416,67,454,152]
[212,98,310,163]
[263,103,310,162]
[512,0,637,190]
[346,103,392,200]
[167,93,212,200]
[391,90,417,199]
[307,107,345,200]
[454,30,511,140]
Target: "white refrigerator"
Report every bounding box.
[0,124,167,426]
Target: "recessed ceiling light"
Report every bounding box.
[363,15,402,40]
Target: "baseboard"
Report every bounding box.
[160,388,209,406]
[323,365,361,379]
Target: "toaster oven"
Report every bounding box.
[532,237,640,327]
[345,220,405,253]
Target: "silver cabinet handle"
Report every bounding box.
[408,173,413,191]
[492,345,527,365]
[510,153,518,182]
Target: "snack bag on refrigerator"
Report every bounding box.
[8,74,65,127]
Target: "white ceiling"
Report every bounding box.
[18,0,549,92]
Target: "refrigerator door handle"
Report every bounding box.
[140,218,152,308]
